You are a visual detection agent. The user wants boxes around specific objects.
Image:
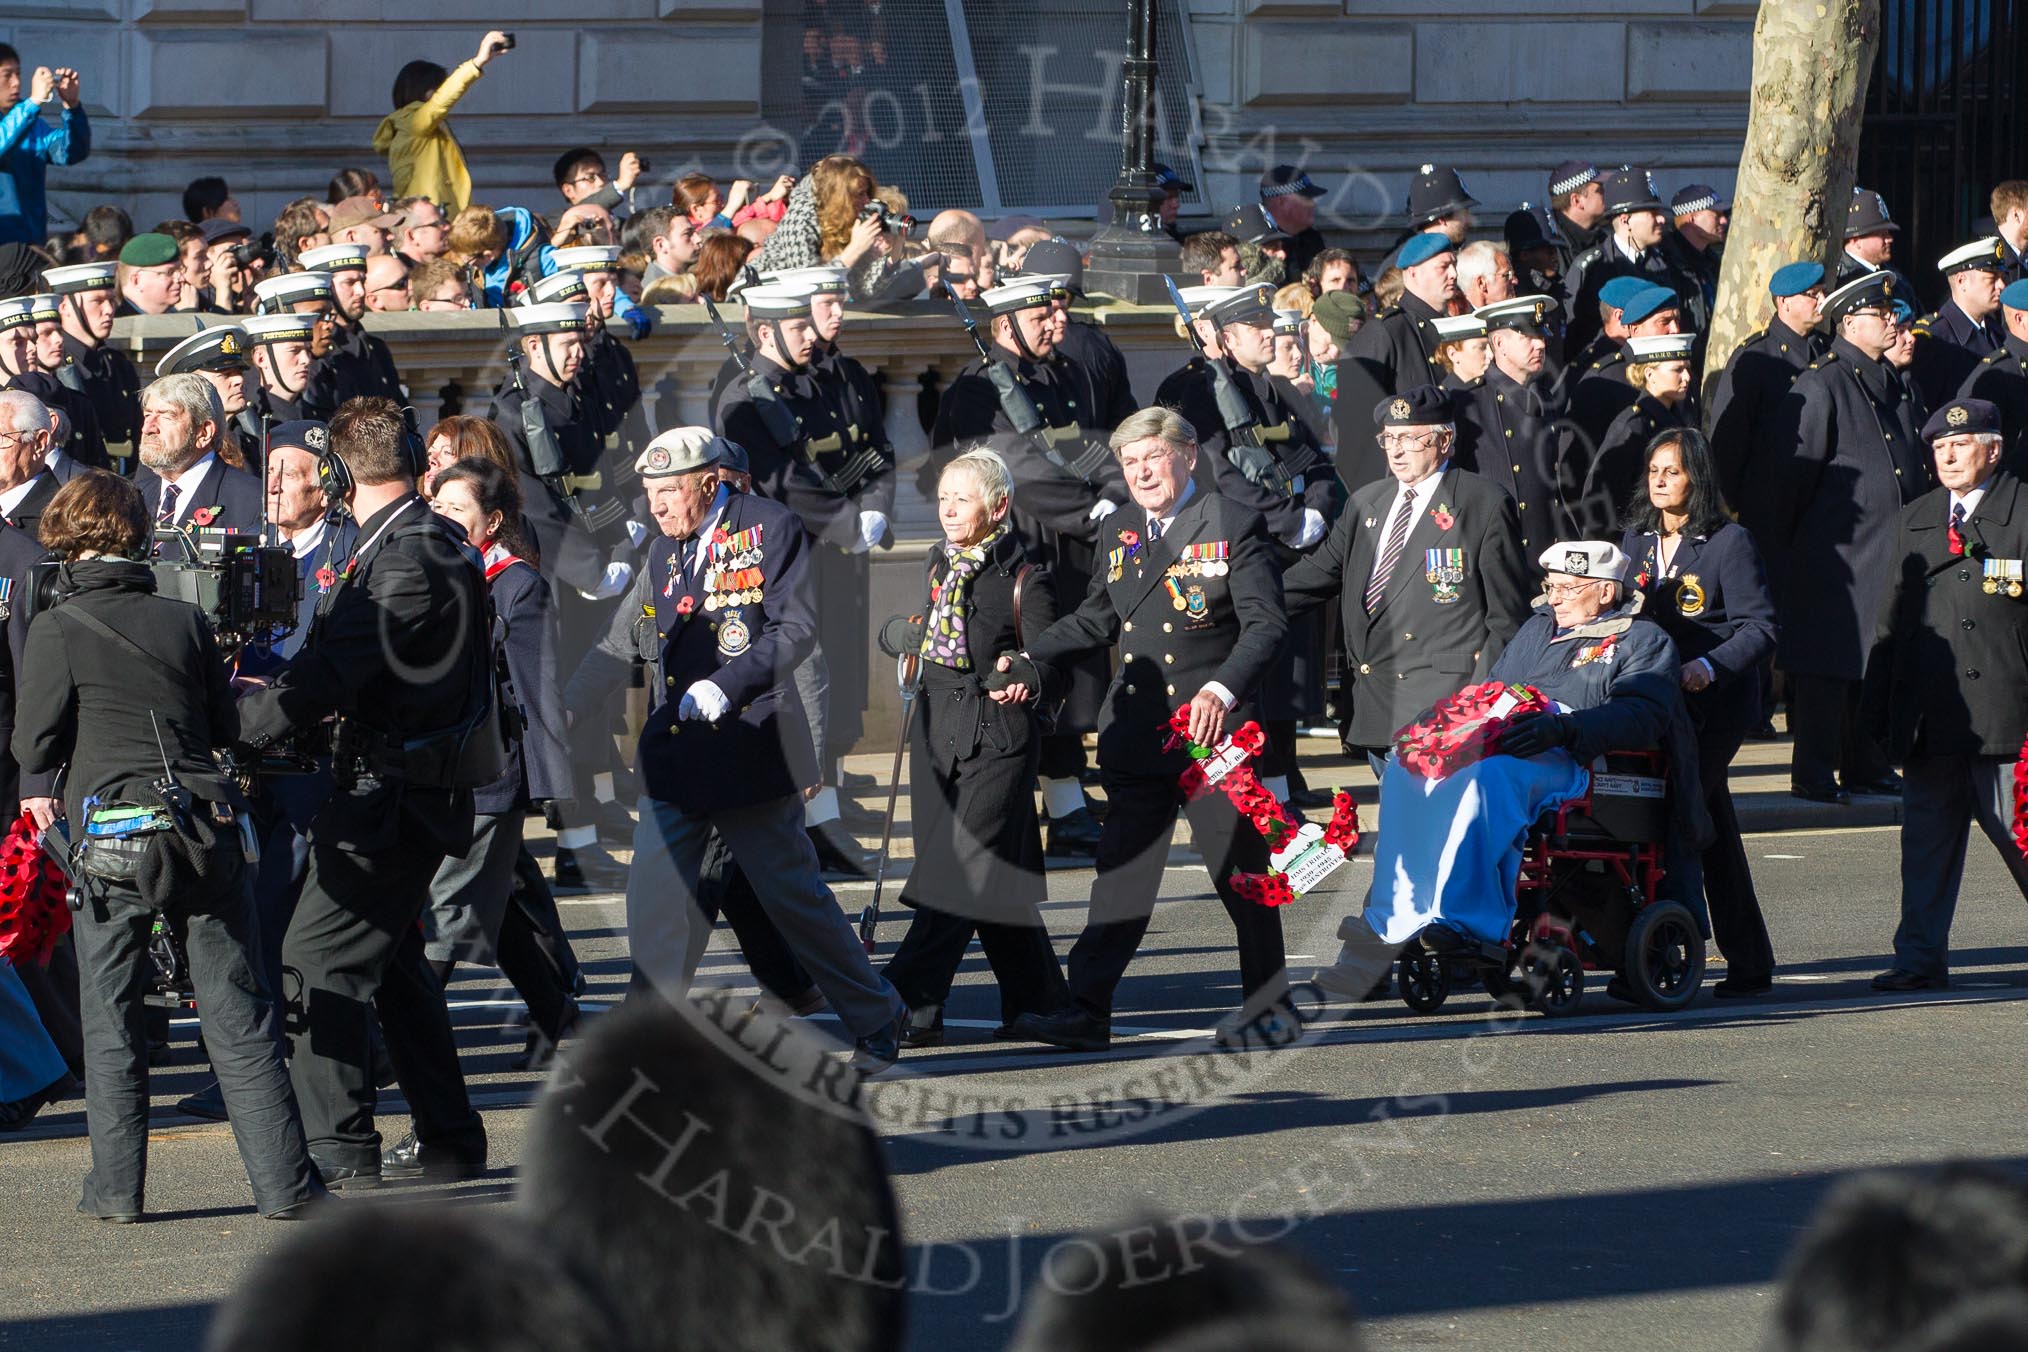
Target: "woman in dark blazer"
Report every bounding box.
[878,449,1070,1046]
[424,457,579,1065]
[1619,427,1780,996]
[13,470,319,1220]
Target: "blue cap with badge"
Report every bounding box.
[2001,279,2028,312]
[1596,276,1651,313]
[1769,261,1826,297]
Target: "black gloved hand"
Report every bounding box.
[877,613,925,659]
[1497,711,1573,759]
[983,653,1040,692]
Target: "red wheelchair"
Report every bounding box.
[1395,749,1707,1016]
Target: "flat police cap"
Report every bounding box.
[1548,162,1598,198]
[1619,285,1682,326]
[254,271,333,311]
[1259,164,1325,200]
[1921,398,2003,442]
[1431,313,1486,342]
[117,232,178,269]
[1938,238,2008,277]
[1018,239,1084,293]
[22,294,58,324]
[297,243,370,274]
[1153,163,1194,193]
[1597,275,1653,313]
[2002,279,2028,312]
[154,324,250,378]
[1670,184,1730,216]
[1478,294,1554,334]
[1821,269,1902,322]
[1504,202,1555,253]
[1310,290,1366,342]
[759,265,849,296]
[0,297,36,331]
[1397,232,1456,270]
[1407,164,1478,224]
[1769,261,1826,297]
[636,426,724,478]
[523,270,589,305]
[1201,282,1277,327]
[44,261,117,294]
[1624,332,1695,363]
[268,420,329,456]
[511,301,590,335]
[243,312,319,346]
[1541,540,1628,581]
[1272,307,1306,337]
[1374,383,1454,428]
[740,283,815,320]
[1847,187,1899,236]
[551,245,623,275]
[1599,166,1664,216]
[1223,202,1287,246]
[980,280,1055,317]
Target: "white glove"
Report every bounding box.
[1285,507,1326,551]
[625,519,648,548]
[1088,499,1120,522]
[578,560,634,601]
[855,510,888,554]
[678,680,729,723]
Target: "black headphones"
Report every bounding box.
[316,405,429,504]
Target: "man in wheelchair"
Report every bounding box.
[1314,540,1714,1004]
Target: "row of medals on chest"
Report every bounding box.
[702,545,764,611]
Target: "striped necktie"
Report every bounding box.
[1364,486,1416,613]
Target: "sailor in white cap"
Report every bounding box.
[46,260,143,472]
[297,244,402,420]
[575,425,910,1071]
[242,311,321,426]
[3,291,109,470]
[549,248,650,475]
[1908,237,2010,409]
[713,278,897,876]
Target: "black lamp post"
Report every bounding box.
[1083,0,1180,304]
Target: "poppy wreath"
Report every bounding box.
[2013,732,2028,862]
[0,809,70,967]
[1391,680,1551,781]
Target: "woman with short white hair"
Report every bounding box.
[874,448,1070,1046]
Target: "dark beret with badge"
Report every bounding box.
[1374,383,1454,428]
[268,419,329,457]
[1921,397,2003,443]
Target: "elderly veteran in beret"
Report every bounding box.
[1315,538,1709,998]
[574,427,908,1072]
[1862,397,2028,992]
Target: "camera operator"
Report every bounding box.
[236,397,488,1186]
[11,469,320,1221]
[194,218,255,315]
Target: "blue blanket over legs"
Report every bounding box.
[1358,752,1591,947]
[0,956,67,1102]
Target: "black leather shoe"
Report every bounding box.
[1790,781,1851,805]
[174,1080,228,1122]
[851,1017,903,1076]
[381,1132,486,1183]
[262,1187,332,1221]
[0,1075,75,1132]
[1845,775,1903,797]
[1712,974,1773,998]
[309,1153,381,1190]
[841,770,877,792]
[1871,968,1949,992]
[1045,807,1103,858]
[1009,1008,1111,1052]
[1747,720,1780,741]
[1605,974,1638,1004]
[900,1005,945,1048]
[76,1200,141,1224]
[808,821,872,879]
[554,845,629,892]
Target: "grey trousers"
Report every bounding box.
[624,793,903,1038]
[1892,752,2028,976]
[72,874,316,1215]
[422,810,523,966]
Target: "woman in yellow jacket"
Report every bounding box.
[372,30,513,214]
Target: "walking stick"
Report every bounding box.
[858,650,921,953]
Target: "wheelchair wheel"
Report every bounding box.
[1621,901,1706,1012]
[1398,952,1451,1013]
[1523,944,1584,1016]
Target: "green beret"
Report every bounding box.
[118,232,180,268]
[1311,290,1367,342]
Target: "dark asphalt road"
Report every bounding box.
[2,818,2024,1351]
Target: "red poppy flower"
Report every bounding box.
[675,595,696,616]
[1431,509,1455,531]
[190,506,217,527]
[712,527,730,546]
[314,566,336,591]
[1120,529,1140,548]
[1949,524,1966,557]
[2014,733,2028,861]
